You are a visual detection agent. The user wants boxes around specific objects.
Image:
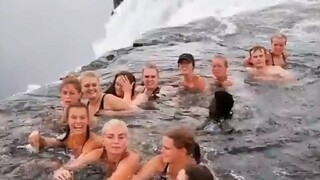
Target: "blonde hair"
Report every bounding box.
[102,119,129,135]
[271,33,287,44]
[213,55,229,68]
[80,71,100,82]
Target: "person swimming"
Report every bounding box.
[244,33,288,68]
[246,45,295,82]
[176,164,214,180]
[211,55,233,89]
[62,119,140,180]
[28,102,103,180]
[132,126,201,180]
[80,71,137,118]
[178,53,207,92]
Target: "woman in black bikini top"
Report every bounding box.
[133,126,201,180]
[81,70,136,117]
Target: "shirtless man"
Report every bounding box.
[246,45,295,82]
[178,53,207,92]
[244,33,288,68]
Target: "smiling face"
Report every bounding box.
[114,76,124,97]
[68,107,89,135]
[142,68,159,90]
[103,124,128,155]
[271,37,286,55]
[161,136,185,163]
[60,84,81,107]
[212,58,227,79]
[81,76,100,100]
[179,59,193,75]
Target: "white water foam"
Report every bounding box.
[93,0,289,57]
[24,84,41,94]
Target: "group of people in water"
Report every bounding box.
[27,33,295,180]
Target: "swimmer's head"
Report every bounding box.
[177,165,214,180]
[60,77,82,107]
[162,126,201,164]
[249,45,268,68]
[178,53,195,75]
[209,90,234,120]
[105,71,136,98]
[80,71,101,100]
[271,33,287,55]
[211,55,228,79]
[142,62,159,90]
[65,102,90,135]
[102,119,129,155]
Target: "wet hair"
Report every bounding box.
[80,71,100,83]
[209,90,234,120]
[102,119,129,136]
[185,164,214,180]
[249,45,268,57]
[164,126,201,164]
[142,62,159,75]
[213,55,229,68]
[60,102,90,141]
[60,77,82,93]
[271,33,287,44]
[104,71,136,98]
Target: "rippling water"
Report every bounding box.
[1,0,320,179]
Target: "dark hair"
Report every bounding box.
[60,102,90,141]
[213,55,228,68]
[209,91,234,120]
[185,165,214,180]
[104,71,136,98]
[60,77,82,93]
[271,33,287,44]
[165,126,201,164]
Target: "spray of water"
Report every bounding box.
[92,0,288,58]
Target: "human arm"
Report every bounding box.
[63,148,104,171]
[131,155,163,180]
[107,153,140,180]
[28,130,63,150]
[244,56,253,67]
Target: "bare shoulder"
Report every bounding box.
[127,150,140,162]
[87,133,103,149]
[135,85,144,93]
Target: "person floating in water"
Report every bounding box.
[177,164,215,180]
[244,33,288,68]
[211,55,233,89]
[246,45,295,82]
[61,119,140,180]
[178,53,207,92]
[28,102,103,180]
[132,126,201,180]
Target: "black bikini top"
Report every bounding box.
[87,94,106,116]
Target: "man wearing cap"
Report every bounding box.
[177,53,207,92]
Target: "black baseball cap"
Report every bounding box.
[177,53,195,67]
